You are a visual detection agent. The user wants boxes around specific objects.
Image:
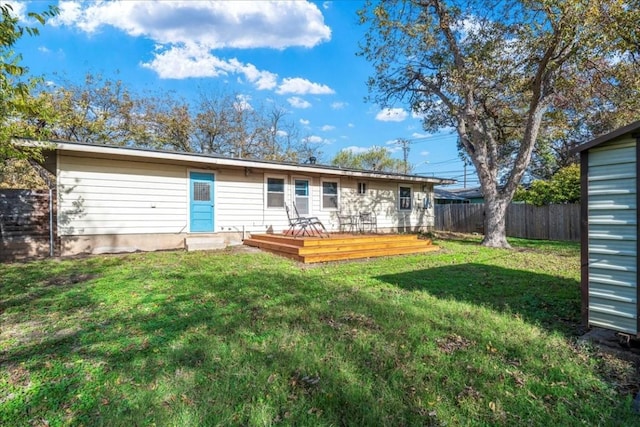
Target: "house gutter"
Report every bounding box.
[34,140,454,185]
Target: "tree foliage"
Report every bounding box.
[330,146,408,173]
[0,3,58,160]
[358,0,640,247]
[26,74,321,162]
[514,163,580,206]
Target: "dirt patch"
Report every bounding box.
[579,328,640,398]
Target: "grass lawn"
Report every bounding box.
[1,236,638,426]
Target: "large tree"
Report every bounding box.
[359,0,640,247]
[0,3,57,160]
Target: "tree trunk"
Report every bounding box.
[482,195,510,248]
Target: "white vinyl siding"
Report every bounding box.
[58,154,187,236]
[587,138,638,335]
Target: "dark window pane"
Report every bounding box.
[267,178,284,193]
[193,182,211,201]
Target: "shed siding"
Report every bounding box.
[58,154,188,236]
[587,138,638,334]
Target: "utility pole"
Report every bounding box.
[463,163,467,188]
[397,138,410,174]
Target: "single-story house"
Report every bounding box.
[572,120,640,337]
[35,141,454,256]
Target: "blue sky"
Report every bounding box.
[13,0,475,187]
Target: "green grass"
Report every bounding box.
[0,237,636,426]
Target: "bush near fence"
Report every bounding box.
[435,203,580,241]
[0,189,56,260]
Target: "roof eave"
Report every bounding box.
[25,139,454,185]
[571,120,640,154]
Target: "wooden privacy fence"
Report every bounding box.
[0,189,56,260]
[435,203,580,241]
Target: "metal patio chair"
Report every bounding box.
[293,203,329,237]
[358,211,377,233]
[337,213,357,233]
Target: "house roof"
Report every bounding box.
[448,187,483,199]
[36,139,456,185]
[571,120,640,154]
[434,188,469,201]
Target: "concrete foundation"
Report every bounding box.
[59,232,244,256]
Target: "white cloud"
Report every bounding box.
[276,77,334,95]
[54,1,331,49]
[331,101,347,110]
[234,94,253,111]
[37,46,51,54]
[376,108,409,122]
[420,151,430,156]
[287,96,312,109]
[304,135,334,145]
[321,125,335,132]
[305,135,324,144]
[299,118,310,126]
[344,146,370,154]
[140,44,278,89]
[348,123,355,128]
[6,1,29,21]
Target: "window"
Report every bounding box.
[322,180,339,209]
[357,182,367,195]
[399,186,412,210]
[267,177,285,208]
[294,179,310,214]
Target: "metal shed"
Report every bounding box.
[573,120,640,337]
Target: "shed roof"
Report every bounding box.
[34,139,456,185]
[571,120,640,154]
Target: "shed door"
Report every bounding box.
[587,140,637,335]
[190,172,214,232]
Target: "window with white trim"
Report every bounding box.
[266,177,285,208]
[322,180,339,210]
[357,182,367,195]
[399,186,412,210]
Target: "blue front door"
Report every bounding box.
[190,172,214,232]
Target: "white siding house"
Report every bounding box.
[43,141,453,256]
[573,121,640,337]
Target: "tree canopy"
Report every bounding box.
[0,3,57,160]
[358,0,640,247]
[330,146,408,173]
[514,164,580,206]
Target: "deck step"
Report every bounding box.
[243,233,438,263]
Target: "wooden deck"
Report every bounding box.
[243,233,440,263]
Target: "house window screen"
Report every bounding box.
[267,178,285,208]
[358,182,367,195]
[295,179,309,214]
[193,182,211,201]
[322,181,338,209]
[399,186,412,210]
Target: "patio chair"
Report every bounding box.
[293,203,329,237]
[337,213,357,233]
[285,204,328,237]
[358,211,377,233]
